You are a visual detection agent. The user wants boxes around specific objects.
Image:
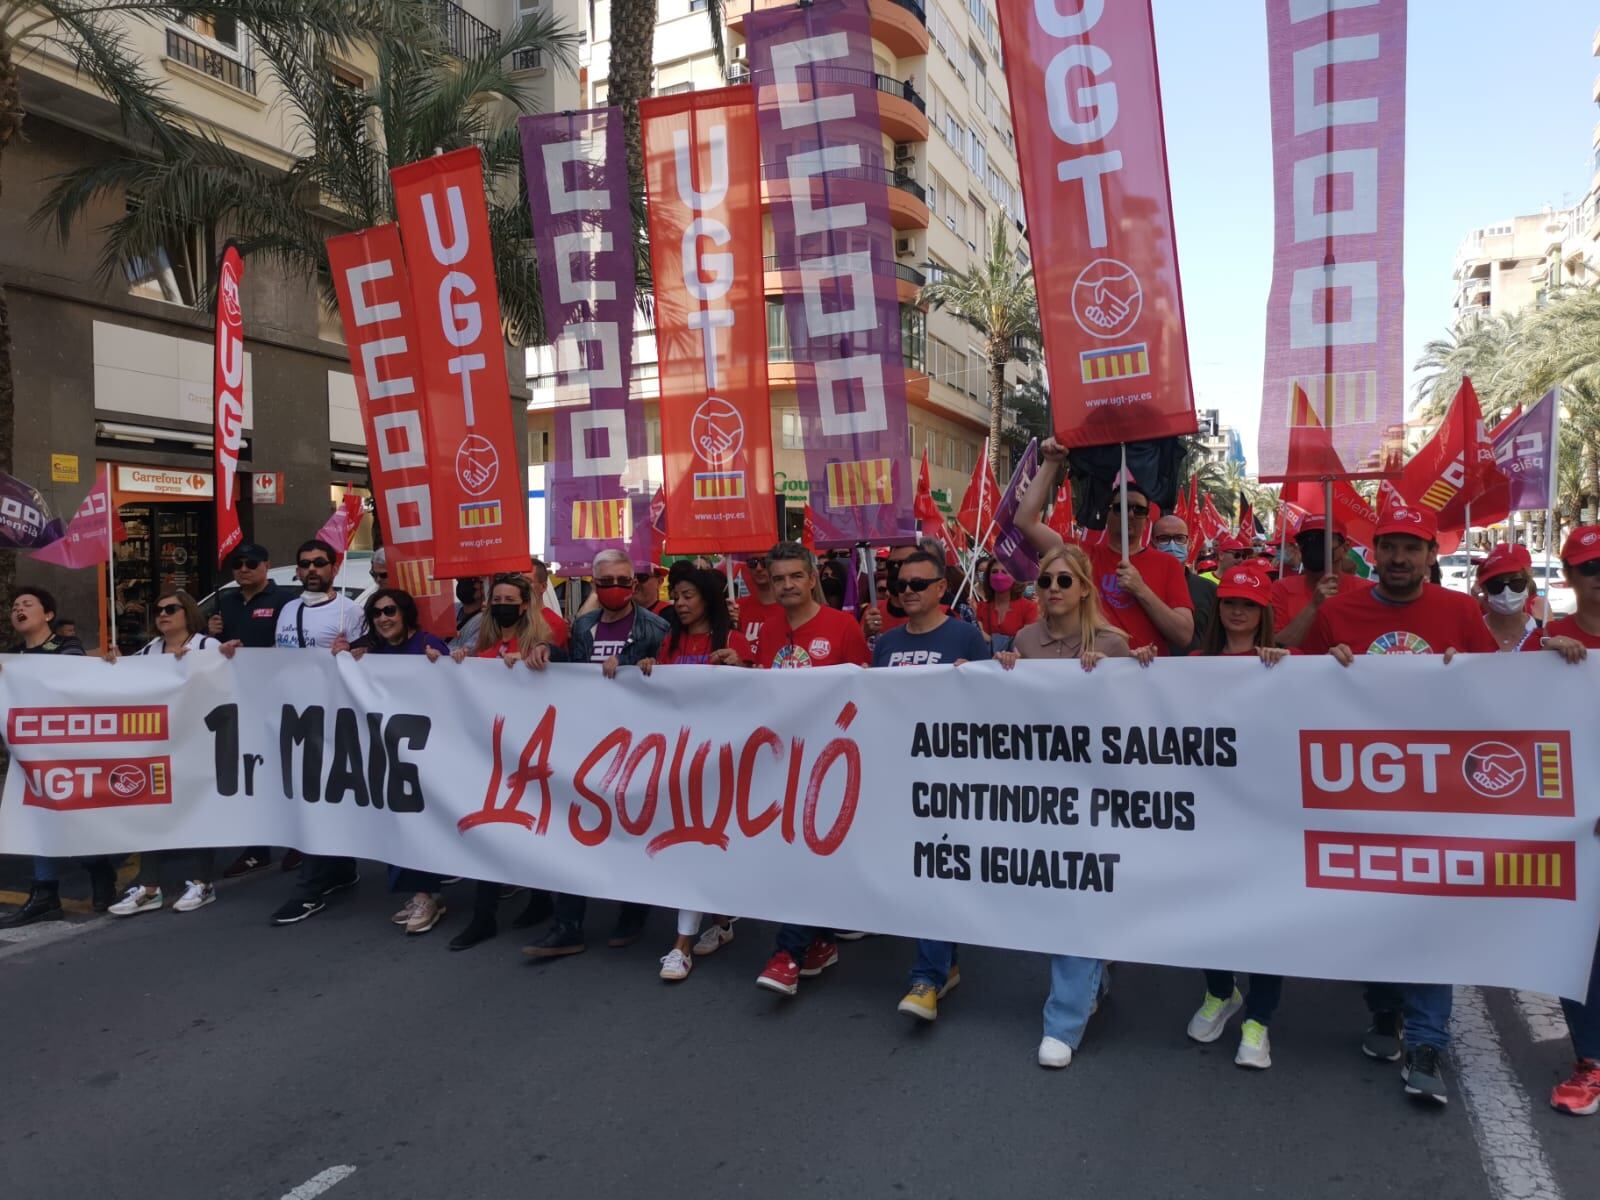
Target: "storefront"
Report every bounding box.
[108,463,217,653]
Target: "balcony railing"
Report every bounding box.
[762,256,927,289]
[435,0,499,59]
[762,164,927,205]
[165,28,258,95]
[511,48,544,70]
[726,65,924,114]
[886,0,928,22]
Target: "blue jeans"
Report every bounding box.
[1204,970,1285,1026]
[909,940,957,990]
[33,856,112,884]
[1365,981,1452,1051]
[1563,927,1600,1062]
[1042,955,1106,1048]
[776,923,819,960]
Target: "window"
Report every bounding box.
[656,82,692,95]
[926,257,950,285]
[967,39,986,101]
[945,191,967,238]
[969,193,987,247]
[967,134,986,178]
[185,13,241,51]
[528,428,551,465]
[929,337,964,395]
[967,348,987,402]
[766,300,791,360]
[646,417,662,456]
[900,305,927,372]
[690,0,709,10]
[929,2,955,52]
[123,196,212,307]
[943,114,965,157]
[781,409,805,449]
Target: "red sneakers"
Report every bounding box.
[756,951,800,996]
[1551,1059,1600,1116]
[800,937,839,977]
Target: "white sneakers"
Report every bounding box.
[1235,1020,1272,1069]
[692,921,736,957]
[109,885,162,916]
[1038,1037,1073,1069]
[660,948,693,981]
[173,881,215,912]
[1186,988,1244,1043]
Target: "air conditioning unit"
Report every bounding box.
[893,142,914,165]
[732,43,747,63]
[895,237,914,258]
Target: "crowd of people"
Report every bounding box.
[2,437,1598,1118]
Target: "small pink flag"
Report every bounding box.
[31,467,119,569]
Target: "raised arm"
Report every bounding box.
[1016,437,1069,556]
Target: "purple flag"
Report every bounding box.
[0,471,66,550]
[989,441,1044,583]
[520,108,651,569]
[745,0,912,547]
[1492,390,1557,512]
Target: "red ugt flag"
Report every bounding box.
[1398,378,1500,533]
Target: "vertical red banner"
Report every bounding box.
[641,87,778,556]
[213,242,245,566]
[326,226,456,639]
[1258,0,1407,483]
[390,147,532,577]
[996,0,1197,449]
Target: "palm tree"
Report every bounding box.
[0,1,419,603]
[1412,309,1529,423]
[606,0,657,232]
[1001,373,1051,466]
[37,10,579,346]
[919,215,1041,479]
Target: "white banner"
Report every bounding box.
[2,653,1596,998]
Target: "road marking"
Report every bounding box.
[0,917,101,961]
[280,1166,357,1200]
[1451,986,1563,1200]
[1512,991,1570,1044]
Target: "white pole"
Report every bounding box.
[105,468,116,654]
[1119,442,1131,562]
[1543,391,1562,624]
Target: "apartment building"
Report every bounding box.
[2,2,568,647]
[538,0,1032,532]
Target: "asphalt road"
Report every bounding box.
[2,863,1596,1200]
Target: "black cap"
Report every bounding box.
[227,542,270,567]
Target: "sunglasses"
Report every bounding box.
[298,557,331,570]
[1123,505,1150,518]
[1037,572,1078,591]
[1483,576,1529,596]
[1570,559,1600,578]
[370,603,401,618]
[155,602,184,616]
[594,576,633,588]
[888,576,941,595]
[232,558,262,570]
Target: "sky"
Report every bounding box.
[1148,0,1599,470]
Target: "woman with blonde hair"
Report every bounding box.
[999,542,1152,1069]
[439,572,558,669]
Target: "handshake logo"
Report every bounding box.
[1071,259,1143,341]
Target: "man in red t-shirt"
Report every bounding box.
[729,552,783,661]
[1273,516,1372,647]
[1014,440,1193,654]
[1536,525,1600,1118]
[1302,504,1493,1109]
[741,542,866,997]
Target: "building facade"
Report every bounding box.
[3,2,561,650]
[533,0,1032,537]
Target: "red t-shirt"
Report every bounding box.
[733,596,783,660]
[477,637,519,660]
[756,605,871,669]
[1302,583,1499,656]
[1084,542,1194,654]
[1542,614,1600,649]
[976,597,1039,639]
[658,630,714,665]
[542,607,570,651]
[1269,572,1372,633]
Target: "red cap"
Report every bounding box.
[1295,514,1343,537]
[1373,505,1437,542]
[1215,534,1249,553]
[875,547,890,560]
[1561,525,1600,567]
[1216,564,1273,602]
[1476,543,1531,583]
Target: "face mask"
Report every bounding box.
[1486,585,1527,615]
[489,604,523,627]
[1155,541,1187,564]
[821,582,845,608]
[989,570,1015,593]
[596,585,633,611]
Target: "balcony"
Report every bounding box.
[764,255,925,303]
[510,48,544,71]
[164,28,257,95]
[728,0,929,58]
[435,0,499,59]
[727,64,927,143]
[760,164,929,231]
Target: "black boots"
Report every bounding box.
[88,860,117,912]
[0,882,63,929]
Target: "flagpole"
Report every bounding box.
[1323,477,1334,576]
[104,469,116,655]
[1119,442,1131,562]
[1543,389,1562,624]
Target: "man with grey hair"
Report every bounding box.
[369,546,389,589]
[524,548,667,959]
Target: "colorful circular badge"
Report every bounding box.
[1367,631,1432,655]
[770,643,814,669]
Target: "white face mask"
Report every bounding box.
[1486,583,1527,615]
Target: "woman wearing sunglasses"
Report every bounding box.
[439,573,566,950]
[106,590,221,917]
[1182,564,1290,1069]
[337,588,455,935]
[1473,543,1542,652]
[995,545,1147,1069]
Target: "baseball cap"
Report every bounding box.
[1372,505,1437,542]
[1216,564,1273,602]
[1560,525,1600,567]
[1215,534,1249,553]
[227,542,269,567]
[1294,515,1343,538]
[1476,542,1531,583]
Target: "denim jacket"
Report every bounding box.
[569,603,668,666]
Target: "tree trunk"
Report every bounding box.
[607,0,657,232]
[987,343,1006,482]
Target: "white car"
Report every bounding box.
[1531,563,1577,616]
[197,551,377,617]
[1437,551,1476,593]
